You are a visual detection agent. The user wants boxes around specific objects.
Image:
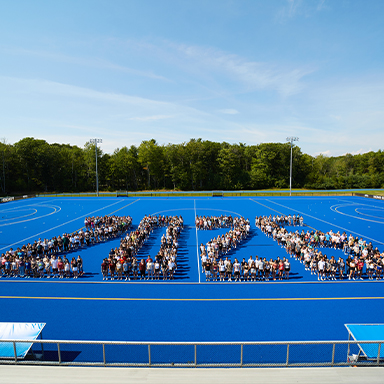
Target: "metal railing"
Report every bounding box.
[1,339,383,367]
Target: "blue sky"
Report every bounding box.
[0,0,383,156]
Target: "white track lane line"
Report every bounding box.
[194,200,201,283]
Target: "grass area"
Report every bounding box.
[359,190,384,196]
[34,188,384,198]
[225,190,354,197]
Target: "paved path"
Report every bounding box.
[1,366,384,384]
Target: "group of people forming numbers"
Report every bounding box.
[3,209,381,283]
[198,212,383,282]
[0,215,132,279]
[202,255,291,282]
[196,215,287,282]
[101,215,183,281]
[256,214,384,281]
[1,254,84,279]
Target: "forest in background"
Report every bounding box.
[0,137,383,195]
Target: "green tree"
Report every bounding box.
[217,143,249,190]
[109,146,140,190]
[138,139,165,189]
[249,143,291,189]
[14,138,53,191]
[164,143,189,190]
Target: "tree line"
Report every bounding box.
[0,137,383,195]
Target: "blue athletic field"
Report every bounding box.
[0,195,384,364]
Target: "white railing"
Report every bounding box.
[0,339,383,367]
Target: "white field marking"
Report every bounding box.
[0,201,61,209]
[0,205,61,227]
[337,196,384,208]
[9,198,60,209]
[0,197,128,225]
[0,199,137,251]
[0,199,62,211]
[194,200,200,283]
[249,198,285,216]
[150,207,244,216]
[33,199,58,204]
[3,198,52,206]
[56,198,142,202]
[0,208,38,222]
[0,206,37,213]
[105,199,140,215]
[263,199,384,246]
[332,204,384,224]
[337,197,364,204]
[147,207,195,215]
[330,197,384,209]
[248,196,351,202]
[330,203,384,224]
[355,207,384,220]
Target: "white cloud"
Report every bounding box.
[347,148,368,156]
[276,0,303,21]
[128,115,174,122]
[0,76,216,153]
[316,0,327,11]
[85,37,314,98]
[276,0,327,22]
[0,45,169,81]
[287,0,302,17]
[218,109,239,115]
[314,150,331,157]
[0,76,173,109]
[175,44,314,96]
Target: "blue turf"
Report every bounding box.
[1,195,384,363]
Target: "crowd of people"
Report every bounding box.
[3,209,382,283]
[1,254,83,279]
[197,216,251,256]
[202,255,291,282]
[256,214,384,281]
[101,215,184,281]
[195,215,236,230]
[197,215,269,282]
[0,215,132,279]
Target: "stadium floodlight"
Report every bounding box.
[90,138,102,197]
[286,137,299,197]
[2,151,5,194]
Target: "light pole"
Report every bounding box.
[90,138,102,197]
[286,137,299,196]
[2,150,5,194]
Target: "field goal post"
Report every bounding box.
[116,190,129,197]
[212,190,224,198]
